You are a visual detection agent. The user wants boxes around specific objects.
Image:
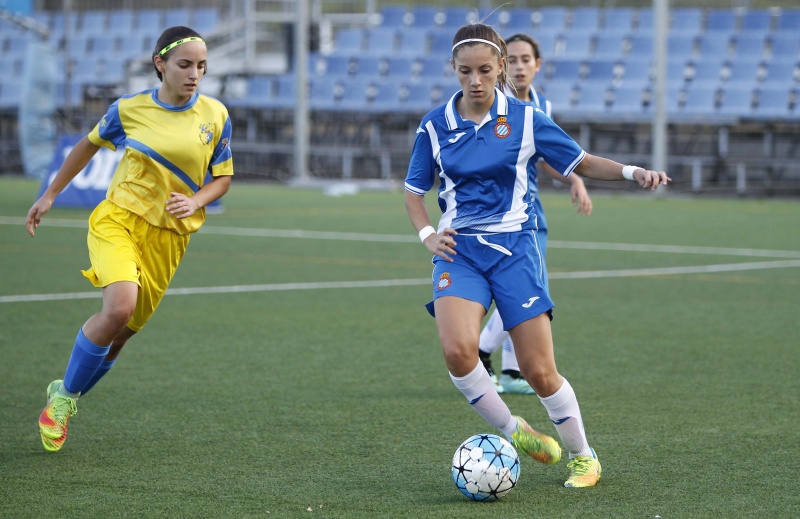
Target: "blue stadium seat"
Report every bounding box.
[545,58,583,83]
[529,33,557,59]
[775,9,800,36]
[696,35,732,60]
[583,59,619,83]
[380,6,409,28]
[739,10,773,33]
[718,86,754,116]
[71,57,99,85]
[228,76,272,108]
[570,7,601,32]
[435,81,461,104]
[309,79,337,109]
[688,58,725,88]
[64,35,91,55]
[88,35,118,58]
[502,9,535,32]
[620,60,651,87]
[0,82,22,109]
[761,60,798,88]
[372,81,402,107]
[479,8,502,28]
[733,33,767,60]
[399,80,436,112]
[723,59,763,88]
[271,75,298,108]
[603,8,634,33]
[335,80,370,110]
[323,55,352,78]
[108,10,134,34]
[768,34,800,61]
[134,9,163,37]
[364,28,397,56]
[334,28,364,55]
[556,33,592,58]
[667,34,696,57]
[79,11,107,36]
[535,7,568,32]
[442,7,471,29]
[193,8,220,34]
[705,9,737,33]
[574,85,609,113]
[429,32,452,57]
[671,8,702,34]
[540,80,575,110]
[753,86,793,117]
[416,56,450,79]
[116,34,150,60]
[0,59,16,77]
[353,56,381,78]
[593,33,625,59]
[610,84,645,113]
[626,34,654,60]
[164,9,191,28]
[383,56,414,78]
[635,8,653,33]
[396,28,428,57]
[410,7,439,29]
[97,59,126,85]
[680,86,720,115]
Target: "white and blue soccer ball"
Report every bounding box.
[451,433,520,501]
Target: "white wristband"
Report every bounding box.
[418,225,436,242]
[622,165,639,181]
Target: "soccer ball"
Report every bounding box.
[451,433,520,501]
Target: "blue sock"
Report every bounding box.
[79,358,116,395]
[62,329,111,395]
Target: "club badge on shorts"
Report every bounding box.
[494,116,510,138]
[437,272,452,290]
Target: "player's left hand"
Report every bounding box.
[634,169,672,191]
[570,183,593,216]
[166,192,200,219]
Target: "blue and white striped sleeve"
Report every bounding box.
[532,110,585,177]
[404,123,437,195]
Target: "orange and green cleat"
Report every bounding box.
[39,380,77,452]
[565,448,602,488]
[510,415,562,465]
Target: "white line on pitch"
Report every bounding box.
[2,260,799,304]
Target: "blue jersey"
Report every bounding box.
[405,88,584,234]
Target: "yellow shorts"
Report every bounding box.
[82,200,190,332]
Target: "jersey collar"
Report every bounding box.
[445,88,509,131]
[150,89,199,111]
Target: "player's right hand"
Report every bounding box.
[26,196,53,237]
[424,227,458,262]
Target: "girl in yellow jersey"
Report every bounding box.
[25,26,234,452]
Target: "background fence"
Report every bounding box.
[1,0,799,195]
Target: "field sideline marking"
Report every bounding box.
[2,260,799,304]
[3,216,800,259]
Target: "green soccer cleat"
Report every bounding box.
[499,373,536,395]
[39,380,77,453]
[565,448,602,488]
[511,415,561,465]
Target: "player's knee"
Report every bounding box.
[102,303,136,329]
[441,341,478,374]
[522,367,560,395]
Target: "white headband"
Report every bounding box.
[451,38,502,55]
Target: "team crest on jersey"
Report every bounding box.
[494,116,510,138]
[437,272,452,290]
[199,123,214,145]
[100,115,107,127]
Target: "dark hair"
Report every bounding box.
[152,26,205,81]
[505,33,542,60]
[450,23,509,89]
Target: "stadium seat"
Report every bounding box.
[583,59,620,83]
[334,28,364,55]
[353,56,382,78]
[271,75,298,108]
[383,56,414,78]
[733,33,767,60]
[335,80,370,110]
[696,34,732,60]
[635,8,654,33]
[753,86,793,117]
[193,8,220,34]
[164,9,191,28]
[410,7,439,29]
[64,35,90,56]
[603,8,634,33]
[570,7,601,32]
[442,7,471,29]
[667,34,697,58]
[529,33,557,59]
[396,28,428,57]
[593,33,625,60]
[574,85,610,113]
[416,56,450,79]
[705,9,737,33]
[134,10,163,37]
[723,59,763,88]
[429,32,452,57]
[670,8,702,34]
[680,85,720,115]
[502,9,535,32]
[768,34,800,61]
[364,28,397,56]
[242,76,273,107]
[435,82,461,104]
[108,10,135,35]
[540,80,575,110]
[688,58,724,88]
[371,81,402,107]
[545,58,583,83]
[534,7,568,32]
[610,84,645,113]
[0,81,22,109]
[626,34,654,60]
[399,81,436,112]
[555,33,593,58]
[323,55,352,78]
[761,60,798,88]
[619,60,651,87]
[79,11,107,36]
[309,79,337,109]
[739,10,773,33]
[380,6,409,28]
[88,35,118,58]
[718,86,754,116]
[775,9,800,36]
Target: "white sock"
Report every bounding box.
[538,378,592,458]
[450,361,517,439]
[478,309,509,355]
[500,337,521,372]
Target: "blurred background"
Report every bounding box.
[1,0,799,196]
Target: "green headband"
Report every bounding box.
[158,36,204,56]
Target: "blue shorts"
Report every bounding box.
[425,230,554,330]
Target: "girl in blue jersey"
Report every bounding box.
[405,23,669,488]
[480,33,594,395]
[26,26,233,452]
